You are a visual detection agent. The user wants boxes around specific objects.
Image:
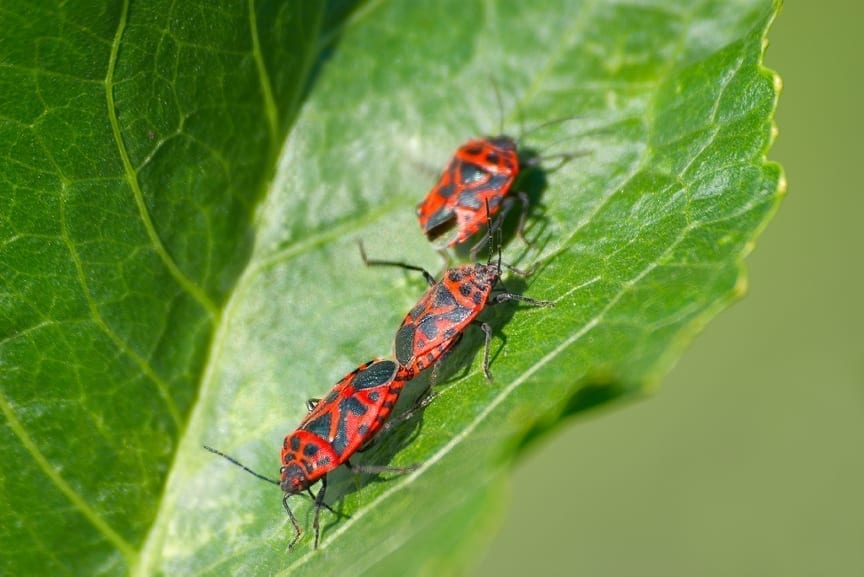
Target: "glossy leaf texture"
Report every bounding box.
[0,1,783,576]
[0,1,327,574]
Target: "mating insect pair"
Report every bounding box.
[362,217,555,382]
[206,220,554,550]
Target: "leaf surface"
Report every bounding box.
[0,1,783,576]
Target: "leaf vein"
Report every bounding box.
[104,0,218,318]
[248,0,278,147]
[0,392,138,563]
[59,187,183,427]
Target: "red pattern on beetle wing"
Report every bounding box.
[274,358,415,549]
[394,263,500,376]
[416,136,520,248]
[281,359,402,489]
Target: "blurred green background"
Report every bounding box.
[473,3,864,576]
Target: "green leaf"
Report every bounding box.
[0,1,783,576]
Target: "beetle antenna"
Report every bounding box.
[491,77,506,136]
[203,445,280,486]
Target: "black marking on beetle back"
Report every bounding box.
[289,435,301,452]
[459,283,472,297]
[353,360,397,390]
[433,283,459,308]
[414,307,470,347]
[322,389,339,405]
[408,298,426,321]
[434,305,472,326]
[339,396,368,417]
[458,174,512,209]
[303,412,332,439]
[396,324,417,365]
[424,206,454,231]
[332,396,368,454]
[486,151,499,165]
[436,182,456,199]
[417,319,438,341]
[472,290,485,305]
[303,444,319,458]
[465,142,484,155]
[459,162,488,185]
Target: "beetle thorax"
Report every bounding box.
[474,263,500,289]
[486,135,517,152]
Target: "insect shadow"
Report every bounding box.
[443,272,540,385]
[509,372,632,459]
